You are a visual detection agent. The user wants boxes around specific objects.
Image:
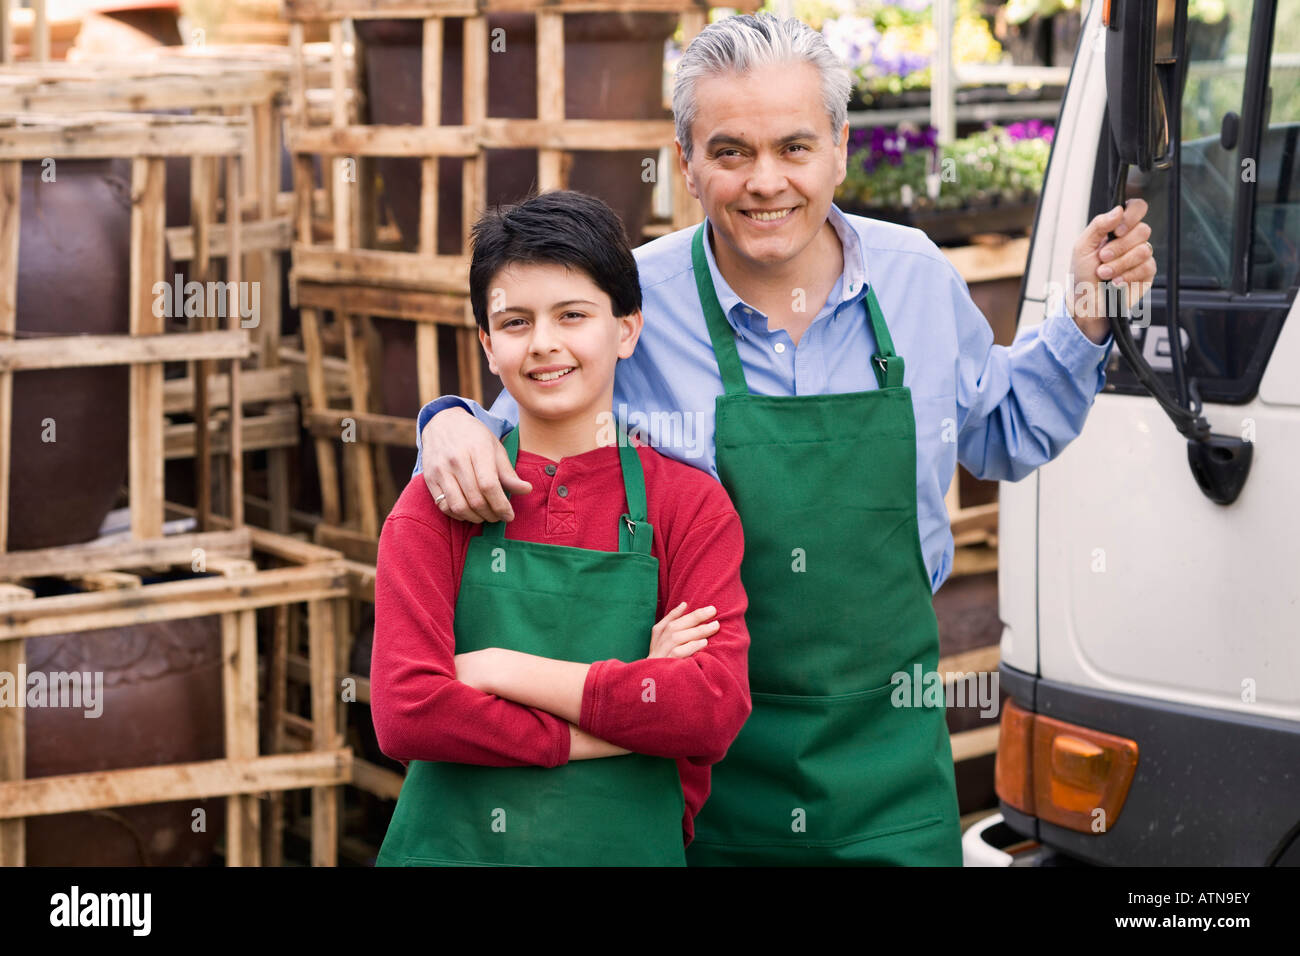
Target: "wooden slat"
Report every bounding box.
[950,502,999,538]
[226,152,245,528]
[352,758,403,801]
[164,366,294,414]
[0,0,12,66]
[129,156,167,541]
[288,123,476,157]
[536,11,564,191]
[305,408,417,448]
[292,244,470,292]
[0,528,251,580]
[479,118,676,151]
[673,9,707,231]
[341,312,379,537]
[950,725,1000,762]
[937,645,1001,679]
[0,74,286,114]
[942,237,1030,285]
[344,560,375,603]
[60,571,143,591]
[222,609,261,865]
[314,523,378,565]
[0,562,348,641]
[296,307,342,526]
[0,750,352,820]
[165,407,300,459]
[0,160,19,554]
[0,583,31,864]
[167,216,292,261]
[288,654,370,704]
[0,330,249,372]
[309,597,340,865]
[418,16,443,259]
[461,15,487,254]
[0,116,249,161]
[295,280,471,326]
[416,322,441,404]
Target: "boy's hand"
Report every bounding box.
[648,602,719,659]
[422,407,532,524]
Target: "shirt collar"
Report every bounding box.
[699,202,870,331]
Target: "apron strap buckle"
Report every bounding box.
[872,352,905,389]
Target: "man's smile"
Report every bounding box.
[741,207,795,223]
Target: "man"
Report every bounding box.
[413,13,1156,865]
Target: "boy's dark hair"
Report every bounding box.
[468,190,641,332]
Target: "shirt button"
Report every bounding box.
[544,464,557,476]
[557,485,568,498]
[774,342,786,354]
[742,307,752,315]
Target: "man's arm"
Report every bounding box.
[414,390,530,523]
[410,392,516,480]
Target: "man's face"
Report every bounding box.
[677,60,849,272]
[479,262,641,426]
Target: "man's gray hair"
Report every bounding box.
[672,13,852,163]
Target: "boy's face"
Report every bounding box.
[480,262,642,428]
[675,60,848,273]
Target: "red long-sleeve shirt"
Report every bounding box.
[371,441,751,846]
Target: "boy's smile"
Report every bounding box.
[480,262,642,457]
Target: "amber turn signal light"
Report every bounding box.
[995,699,1139,833]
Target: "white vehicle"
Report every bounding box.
[969,0,1300,866]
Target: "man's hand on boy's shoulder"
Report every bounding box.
[422,407,531,523]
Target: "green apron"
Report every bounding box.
[684,223,962,866]
[376,428,686,866]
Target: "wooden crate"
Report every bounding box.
[0,53,309,534]
[0,111,351,866]
[282,0,757,565]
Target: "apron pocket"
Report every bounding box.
[694,680,954,851]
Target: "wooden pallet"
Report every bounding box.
[0,52,311,533]
[283,0,757,564]
[0,111,350,866]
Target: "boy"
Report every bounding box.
[371,190,751,866]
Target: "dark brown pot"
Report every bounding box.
[10,159,132,551]
[24,601,226,866]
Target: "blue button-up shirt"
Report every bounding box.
[415,203,1113,593]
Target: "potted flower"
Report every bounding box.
[836,120,1054,244]
[808,0,1003,109]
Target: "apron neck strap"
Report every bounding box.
[691,224,749,397]
[864,286,905,389]
[691,221,906,392]
[481,427,653,555]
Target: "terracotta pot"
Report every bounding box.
[10,159,132,551]
[24,593,226,866]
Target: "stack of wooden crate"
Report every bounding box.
[0,110,351,866]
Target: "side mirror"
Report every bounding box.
[1104,0,1178,170]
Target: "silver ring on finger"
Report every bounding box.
[434,492,448,506]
